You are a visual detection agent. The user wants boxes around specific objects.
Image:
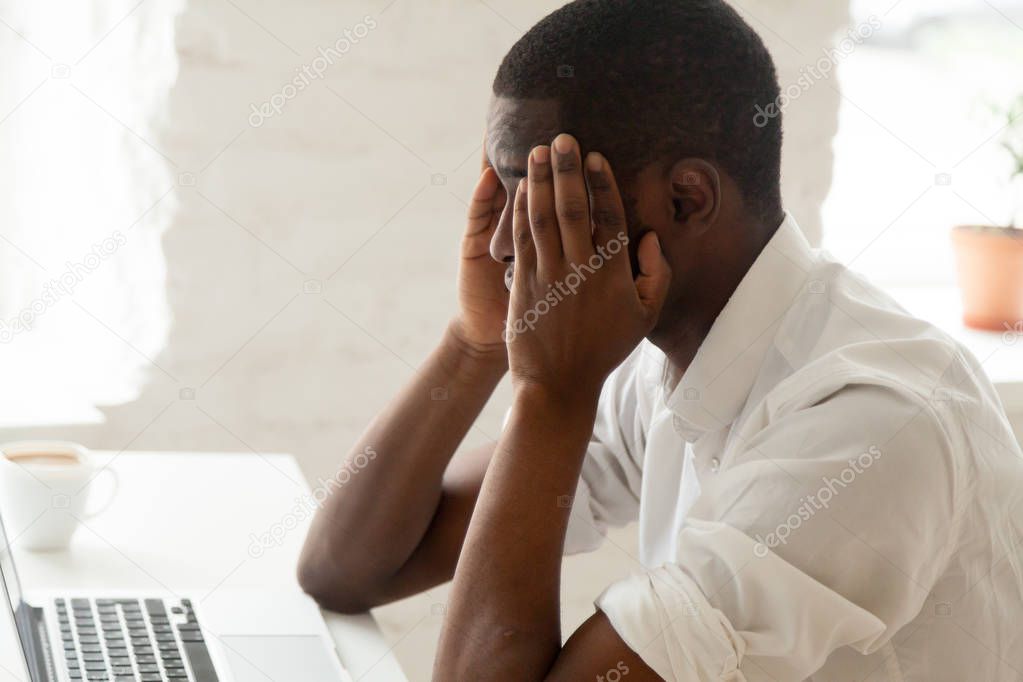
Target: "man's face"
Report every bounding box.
[484,95,705,341]
[485,97,562,272]
[485,96,655,281]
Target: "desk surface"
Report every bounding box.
[4,452,407,682]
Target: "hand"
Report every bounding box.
[506,134,670,400]
[450,144,511,358]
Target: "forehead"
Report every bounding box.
[486,96,562,171]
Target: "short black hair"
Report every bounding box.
[493,0,783,219]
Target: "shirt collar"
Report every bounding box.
[665,212,816,440]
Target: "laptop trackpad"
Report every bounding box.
[219,635,344,682]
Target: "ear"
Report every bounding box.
[667,158,720,232]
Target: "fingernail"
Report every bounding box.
[553,134,573,154]
[585,152,603,172]
[532,146,549,163]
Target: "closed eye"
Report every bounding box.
[496,165,526,183]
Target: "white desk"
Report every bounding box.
[1,452,407,682]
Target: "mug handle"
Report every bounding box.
[82,467,120,519]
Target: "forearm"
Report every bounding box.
[298,322,505,609]
[433,133,670,679]
[434,385,600,680]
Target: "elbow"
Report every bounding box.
[296,551,379,615]
[295,555,329,604]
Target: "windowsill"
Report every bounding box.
[1,287,1017,432]
[0,344,108,430]
[0,400,105,430]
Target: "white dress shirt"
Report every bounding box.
[565,213,1023,681]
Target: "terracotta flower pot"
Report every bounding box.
[952,225,1023,331]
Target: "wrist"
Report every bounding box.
[511,379,602,422]
[441,320,508,376]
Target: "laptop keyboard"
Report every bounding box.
[55,597,218,682]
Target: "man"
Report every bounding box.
[299,1,1023,679]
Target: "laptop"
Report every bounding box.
[0,510,352,682]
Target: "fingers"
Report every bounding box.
[583,152,631,277]
[511,178,536,278]
[551,134,594,261]
[467,167,499,230]
[480,129,491,173]
[461,167,502,260]
[634,231,671,324]
[527,145,561,273]
[517,137,630,287]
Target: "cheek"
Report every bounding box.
[622,200,652,276]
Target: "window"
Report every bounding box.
[822,0,1023,287]
[0,1,179,425]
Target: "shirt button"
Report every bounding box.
[672,414,684,435]
[710,457,720,473]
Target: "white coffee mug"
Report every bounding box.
[0,441,118,551]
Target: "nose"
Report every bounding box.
[489,184,516,263]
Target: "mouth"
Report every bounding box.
[504,263,515,292]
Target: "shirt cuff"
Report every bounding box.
[596,566,747,682]
[595,521,889,681]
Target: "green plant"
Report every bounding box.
[1000,94,1023,228]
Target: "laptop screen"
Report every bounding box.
[0,511,35,680]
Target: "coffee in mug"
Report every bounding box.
[0,441,118,551]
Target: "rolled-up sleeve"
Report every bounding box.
[595,384,960,680]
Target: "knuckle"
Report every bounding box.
[530,163,553,183]
[554,153,580,174]
[587,173,612,192]
[466,203,492,221]
[557,197,589,223]
[513,196,529,217]
[529,209,552,232]
[592,206,624,228]
[514,226,533,248]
